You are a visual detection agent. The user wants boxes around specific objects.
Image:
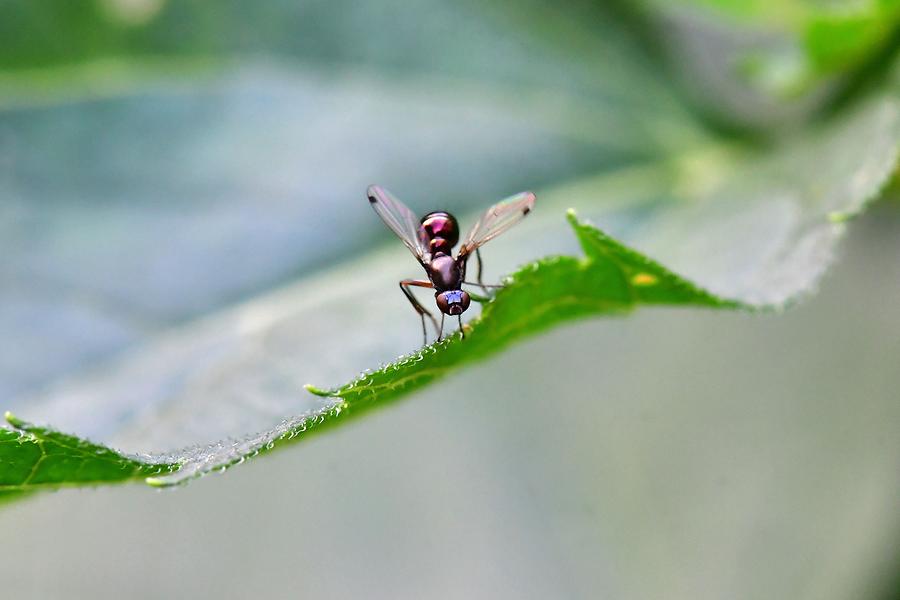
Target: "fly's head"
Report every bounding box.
[435,289,471,316]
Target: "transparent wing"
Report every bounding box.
[458,191,535,258]
[367,185,427,262]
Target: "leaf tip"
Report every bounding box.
[565,208,579,225]
[304,383,335,397]
[827,210,853,224]
[144,476,172,488]
[4,411,24,428]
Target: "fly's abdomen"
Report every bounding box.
[421,211,459,255]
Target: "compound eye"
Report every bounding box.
[458,291,471,312]
[436,292,451,314]
[436,290,470,315]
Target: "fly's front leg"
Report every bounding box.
[400,279,440,345]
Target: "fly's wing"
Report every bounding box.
[367,185,428,262]
[458,191,535,258]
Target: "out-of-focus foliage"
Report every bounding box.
[682,0,900,75]
[640,0,900,128]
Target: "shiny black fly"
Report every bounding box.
[367,185,535,344]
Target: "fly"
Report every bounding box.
[367,185,536,344]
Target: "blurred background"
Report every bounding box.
[1,1,899,598]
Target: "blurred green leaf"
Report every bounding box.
[667,0,900,72]
[804,9,896,74]
[641,0,900,127]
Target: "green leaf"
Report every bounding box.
[0,412,173,493]
[305,211,742,406]
[641,0,900,127]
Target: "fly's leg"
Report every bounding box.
[464,282,503,290]
[466,290,492,304]
[466,248,503,295]
[458,314,464,340]
[438,312,445,342]
[400,279,440,345]
[475,248,488,295]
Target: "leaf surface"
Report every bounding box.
[0,412,173,493]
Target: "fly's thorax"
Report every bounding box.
[428,253,461,291]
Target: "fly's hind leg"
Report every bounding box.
[400,279,440,346]
[476,248,487,295]
[464,248,503,295]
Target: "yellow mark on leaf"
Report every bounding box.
[631,272,658,286]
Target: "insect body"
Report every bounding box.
[367,185,535,344]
